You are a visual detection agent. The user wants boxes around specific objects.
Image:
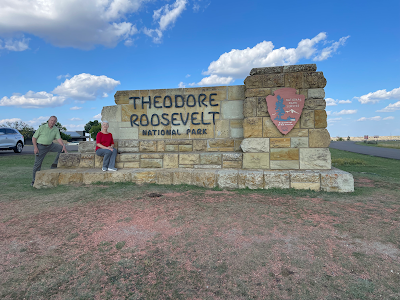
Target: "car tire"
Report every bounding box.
[14,142,23,153]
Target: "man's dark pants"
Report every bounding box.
[32,143,63,184]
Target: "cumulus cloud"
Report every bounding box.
[357,87,400,104]
[0,118,22,124]
[326,98,337,106]
[313,36,350,61]
[376,101,400,112]
[194,32,349,86]
[57,74,71,80]
[328,117,342,123]
[383,116,394,120]
[0,36,30,51]
[53,73,120,101]
[0,0,144,49]
[332,110,357,115]
[70,106,82,110]
[66,124,85,130]
[338,100,352,104]
[144,0,187,43]
[178,82,186,88]
[357,116,382,121]
[93,113,102,119]
[69,118,83,121]
[0,91,66,108]
[27,116,50,127]
[326,111,331,116]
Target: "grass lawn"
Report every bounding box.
[0,150,399,299]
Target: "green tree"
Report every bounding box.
[89,124,101,140]
[0,121,35,140]
[84,120,100,133]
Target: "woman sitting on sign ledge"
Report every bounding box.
[95,121,117,172]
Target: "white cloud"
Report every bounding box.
[66,124,85,130]
[0,0,144,49]
[326,111,331,116]
[376,101,400,112]
[357,87,400,104]
[0,36,30,51]
[196,75,234,86]
[313,36,350,61]
[144,0,187,43]
[57,73,71,80]
[0,91,66,108]
[326,98,337,106]
[93,113,102,119]
[69,118,83,121]
[357,116,382,121]
[328,117,342,123]
[338,100,352,104]
[196,32,349,85]
[185,74,191,78]
[27,116,50,127]
[383,116,394,120]
[0,118,22,124]
[70,106,82,110]
[332,110,357,115]
[178,82,186,88]
[53,73,120,101]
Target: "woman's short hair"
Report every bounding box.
[101,121,109,126]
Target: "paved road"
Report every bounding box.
[0,145,79,156]
[329,141,400,160]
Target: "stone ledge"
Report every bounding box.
[33,167,354,192]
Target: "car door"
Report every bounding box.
[5,128,17,147]
[0,128,7,147]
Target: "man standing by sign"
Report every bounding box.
[31,116,67,186]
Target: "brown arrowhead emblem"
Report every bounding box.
[266,88,305,135]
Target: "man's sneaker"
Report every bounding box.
[102,167,107,172]
[31,182,34,187]
[108,168,117,171]
[51,164,58,169]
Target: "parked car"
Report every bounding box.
[0,127,24,153]
[68,141,80,146]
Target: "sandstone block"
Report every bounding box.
[179,145,193,152]
[221,100,243,119]
[165,145,178,152]
[140,141,157,152]
[179,154,200,165]
[270,148,299,160]
[308,88,325,99]
[234,139,243,151]
[132,170,157,184]
[123,162,140,168]
[300,110,314,128]
[193,140,207,151]
[115,162,124,168]
[79,153,95,168]
[217,170,239,189]
[264,171,290,189]
[200,86,227,101]
[194,165,221,169]
[200,153,222,165]
[192,170,217,188]
[82,171,106,184]
[215,120,230,138]
[283,64,317,73]
[173,169,193,185]
[320,168,354,192]
[285,129,309,138]
[59,171,83,185]
[314,110,327,128]
[240,138,269,152]
[166,139,193,145]
[284,72,304,89]
[157,141,165,152]
[141,154,163,159]
[230,120,244,139]
[245,88,271,98]
[243,153,270,169]
[304,98,326,110]
[117,154,140,162]
[250,66,283,75]
[119,128,138,140]
[238,170,263,189]
[102,105,120,122]
[140,159,163,168]
[309,129,330,148]
[290,170,320,183]
[223,161,242,168]
[244,75,264,88]
[79,141,96,153]
[243,98,257,117]
[263,73,285,88]
[114,90,130,104]
[228,85,245,100]
[223,153,243,161]
[270,138,290,148]
[58,153,81,168]
[303,72,327,88]
[33,170,60,188]
[300,148,331,169]
[243,117,263,138]
[270,160,299,169]
[157,171,173,185]
[263,117,283,138]
[291,182,320,191]
[257,97,269,117]
[291,137,308,148]
[106,171,131,182]
[208,139,234,148]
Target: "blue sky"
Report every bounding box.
[0,0,399,138]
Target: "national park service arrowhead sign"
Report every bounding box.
[266,87,305,134]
